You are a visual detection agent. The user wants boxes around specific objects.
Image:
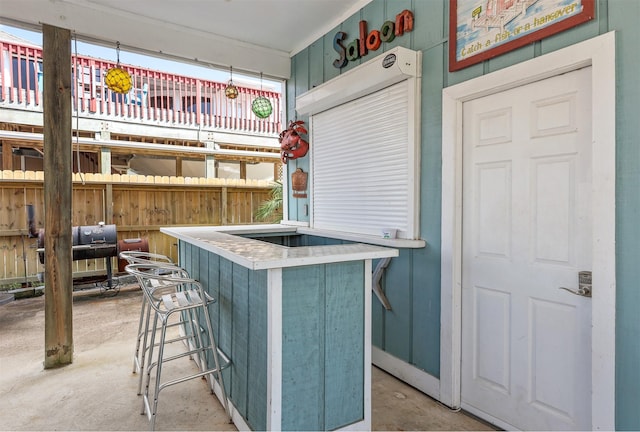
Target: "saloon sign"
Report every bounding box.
[333,9,414,69]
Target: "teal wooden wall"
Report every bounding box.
[281,261,365,431]
[288,0,447,381]
[287,0,640,428]
[610,2,640,430]
[180,241,268,431]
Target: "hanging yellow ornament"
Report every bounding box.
[105,42,132,94]
[225,84,239,99]
[105,67,132,94]
[225,65,239,99]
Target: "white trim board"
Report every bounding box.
[363,260,373,431]
[266,268,283,431]
[439,31,616,431]
[211,382,252,432]
[371,346,440,400]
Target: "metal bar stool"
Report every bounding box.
[120,251,180,394]
[122,253,214,396]
[125,263,231,430]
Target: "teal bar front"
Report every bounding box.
[280,262,365,430]
[166,226,398,431]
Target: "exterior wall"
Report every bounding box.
[610,2,640,429]
[287,0,640,429]
[287,0,446,382]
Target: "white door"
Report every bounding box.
[461,67,592,431]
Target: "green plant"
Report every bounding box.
[255,181,283,223]
[0,282,23,292]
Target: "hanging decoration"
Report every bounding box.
[279,120,309,163]
[251,72,273,119]
[252,96,272,118]
[291,168,308,198]
[105,41,132,94]
[224,66,239,99]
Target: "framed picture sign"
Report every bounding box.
[449,0,595,71]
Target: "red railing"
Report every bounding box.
[0,41,281,135]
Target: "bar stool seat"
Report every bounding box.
[125,263,231,431]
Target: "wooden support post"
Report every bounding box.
[43,24,73,368]
[204,141,216,178]
[2,141,13,171]
[99,147,111,175]
[176,156,183,177]
[221,187,228,225]
[240,161,247,180]
[273,162,280,182]
[105,184,113,225]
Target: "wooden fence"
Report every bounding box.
[0,170,273,285]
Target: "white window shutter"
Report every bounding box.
[311,80,417,239]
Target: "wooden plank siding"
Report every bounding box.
[280,264,325,430]
[246,268,268,430]
[609,1,640,429]
[180,240,269,432]
[324,261,365,430]
[286,0,445,379]
[287,0,630,394]
[180,239,366,431]
[280,262,365,430]
[0,171,271,284]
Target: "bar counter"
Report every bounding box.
[160,225,398,431]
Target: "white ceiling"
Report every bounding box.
[0,0,371,79]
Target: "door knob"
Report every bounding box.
[559,271,592,297]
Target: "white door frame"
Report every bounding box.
[440,31,616,430]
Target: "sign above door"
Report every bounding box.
[332,9,414,69]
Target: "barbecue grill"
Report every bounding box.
[35,223,119,263]
[27,205,147,292]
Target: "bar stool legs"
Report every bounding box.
[142,295,231,430]
[126,263,231,431]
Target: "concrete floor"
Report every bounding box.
[0,286,493,431]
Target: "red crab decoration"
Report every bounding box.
[279,120,309,163]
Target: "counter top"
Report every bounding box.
[161,225,399,270]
